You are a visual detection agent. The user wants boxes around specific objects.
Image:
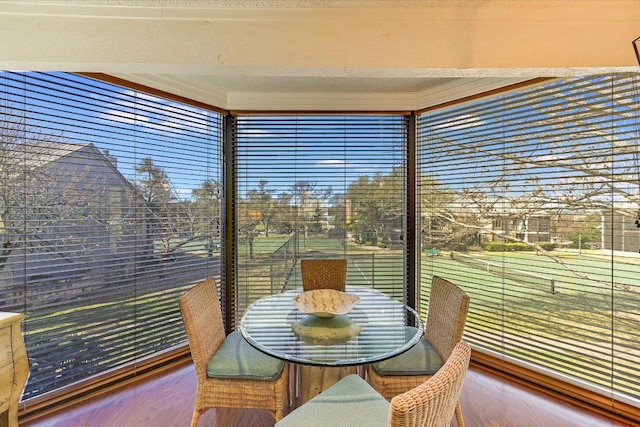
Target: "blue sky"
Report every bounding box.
[3,71,638,205]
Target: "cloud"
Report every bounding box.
[96,89,216,134]
[99,110,149,125]
[316,159,345,166]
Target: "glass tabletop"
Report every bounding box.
[239,287,424,367]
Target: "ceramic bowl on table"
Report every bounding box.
[291,314,363,345]
[291,289,360,318]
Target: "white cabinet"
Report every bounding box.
[0,313,28,427]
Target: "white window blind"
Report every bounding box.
[234,114,408,316]
[418,74,640,408]
[0,72,222,399]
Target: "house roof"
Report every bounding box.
[1,1,638,111]
[24,141,90,168]
[17,141,132,188]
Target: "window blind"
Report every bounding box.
[417,74,640,407]
[234,114,408,317]
[0,72,222,399]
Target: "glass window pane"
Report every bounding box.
[418,74,640,408]
[234,114,408,316]
[0,71,223,399]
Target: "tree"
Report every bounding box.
[271,192,294,234]
[347,176,378,244]
[292,181,332,239]
[134,158,223,263]
[246,180,276,237]
[236,198,261,259]
[192,180,221,256]
[134,157,182,257]
[346,168,404,247]
[1,109,59,272]
[420,175,457,249]
[328,192,347,241]
[421,75,640,286]
[558,211,602,251]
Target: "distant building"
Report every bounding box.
[1,142,149,303]
[484,213,551,244]
[601,209,640,255]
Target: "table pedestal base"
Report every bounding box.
[299,365,358,404]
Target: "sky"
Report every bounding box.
[2,71,639,206]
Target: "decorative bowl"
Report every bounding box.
[291,289,361,318]
[291,314,362,345]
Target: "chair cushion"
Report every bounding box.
[371,327,443,376]
[206,331,284,380]
[276,374,389,427]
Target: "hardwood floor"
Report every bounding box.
[21,359,637,427]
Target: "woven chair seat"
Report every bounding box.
[371,328,442,376]
[206,331,284,380]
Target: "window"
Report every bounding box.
[0,72,223,399]
[418,74,640,409]
[5,70,638,419]
[233,114,408,317]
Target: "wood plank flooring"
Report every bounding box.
[21,360,638,427]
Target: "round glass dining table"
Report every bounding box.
[239,287,424,367]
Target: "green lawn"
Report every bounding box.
[237,234,405,310]
[421,250,640,398]
[26,238,639,401]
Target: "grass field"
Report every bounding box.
[236,234,405,311]
[420,250,640,400]
[24,235,638,403]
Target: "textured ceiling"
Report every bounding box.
[2,0,638,110]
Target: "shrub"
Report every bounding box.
[482,242,504,252]
[537,242,556,251]
[481,242,532,252]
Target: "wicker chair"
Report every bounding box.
[179,277,289,427]
[276,341,471,427]
[368,276,469,426]
[300,258,347,292]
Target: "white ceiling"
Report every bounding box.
[1,0,638,111]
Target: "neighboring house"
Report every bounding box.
[0,142,149,305]
[601,209,640,255]
[451,196,553,245]
[490,214,551,244]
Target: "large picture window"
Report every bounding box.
[0,72,222,400]
[418,74,640,408]
[234,114,408,317]
[4,70,639,419]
